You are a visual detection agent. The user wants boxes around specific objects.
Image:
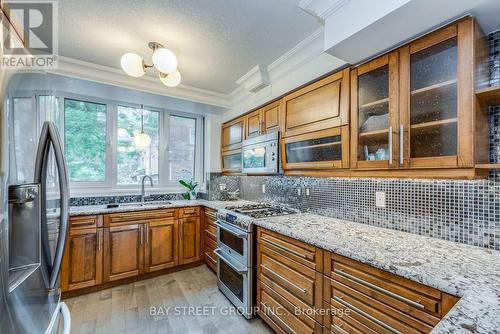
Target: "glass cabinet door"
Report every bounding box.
[283,126,348,169]
[409,37,458,160]
[222,150,242,173]
[353,53,398,169]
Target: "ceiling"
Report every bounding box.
[58,0,320,94]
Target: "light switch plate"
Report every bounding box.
[219,184,226,191]
[262,184,266,194]
[376,191,386,208]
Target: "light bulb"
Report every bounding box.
[120,53,145,77]
[134,131,151,148]
[152,48,177,74]
[159,70,181,87]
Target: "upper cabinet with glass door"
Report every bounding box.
[351,52,399,169]
[399,17,488,169]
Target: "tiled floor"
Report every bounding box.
[64,265,272,334]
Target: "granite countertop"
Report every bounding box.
[251,213,500,334]
[67,200,500,333]
[68,199,254,216]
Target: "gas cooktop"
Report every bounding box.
[224,203,299,219]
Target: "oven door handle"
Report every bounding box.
[214,220,248,239]
[214,248,248,274]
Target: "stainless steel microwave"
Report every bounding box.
[241,132,280,174]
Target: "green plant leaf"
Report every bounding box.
[179,179,191,189]
[182,192,190,200]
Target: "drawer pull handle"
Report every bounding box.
[333,296,403,334]
[262,303,298,334]
[206,230,217,239]
[334,296,403,334]
[205,212,217,220]
[333,324,349,334]
[334,268,425,310]
[261,264,307,294]
[261,237,308,259]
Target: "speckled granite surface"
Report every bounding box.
[69,199,254,216]
[69,200,500,333]
[251,213,500,334]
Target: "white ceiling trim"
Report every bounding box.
[298,0,351,22]
[50,56,231,108]
[230,27,328,106]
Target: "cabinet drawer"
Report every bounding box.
[326,280,434,333]
[258,280,322,334]
[259,246,319,307]
[179,206,200,218]
[205,233,217,251]
[104,209,176,226]
[325,253,442,319]
[258,228,323,271]
[70,215,103,229]
[205,251,217,272]
[205,224,217,241]
[325,302,385,334]
[204,208,217,222]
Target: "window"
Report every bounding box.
[10,90,205,192]
[64,98,107,182]
[168,115,197,181]
[116,106,159,185]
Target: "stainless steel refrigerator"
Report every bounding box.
[1,75,71,333]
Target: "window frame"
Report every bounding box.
[8,90,205,195]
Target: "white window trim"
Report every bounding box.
[9,90,206,196]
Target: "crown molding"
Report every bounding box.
[50,56,231,108]
[298,0,351,22]
[235,64,270,93]
[229,27,328,107]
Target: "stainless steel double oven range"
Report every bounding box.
[214,204,298,319]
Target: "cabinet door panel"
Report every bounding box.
[104,224,144,282]
[145,219,178,272]
[351,52,399,169]
[179,217,201,265]
[282,69,349,137]
[61,228,103,291]
[222,118,245,151]
[246,109,262,138]
[400,24,463,169]
[264,105,280,132]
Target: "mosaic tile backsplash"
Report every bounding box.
[207,30,500,251]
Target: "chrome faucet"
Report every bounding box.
[141,175,153,205]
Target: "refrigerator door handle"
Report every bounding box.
[35,121,70,290]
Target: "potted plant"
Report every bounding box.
[179,179,198,200]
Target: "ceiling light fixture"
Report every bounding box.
[120,42,181,87]
[134,105,152,149]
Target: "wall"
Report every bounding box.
[208,30,500,251]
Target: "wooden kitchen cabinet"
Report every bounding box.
[221,149,242,174]
[246,109,263,139]
[179,217,201,265]
[256,227,459,334]
[61,225,103,292]
[144,218,178,272]
[399,17,488,169]
[281,68,350,138]
[351,52,400,169]
[204,208,218,273]
[282,126,350,170]
[103,224,144,282]
[221,117,245,151]
[245,100,282,139]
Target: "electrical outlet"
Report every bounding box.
[376,191,386,208]
[297,188,302,196]
[262,184,266,194]
[219,184,226,191]
[305,188,310,197]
